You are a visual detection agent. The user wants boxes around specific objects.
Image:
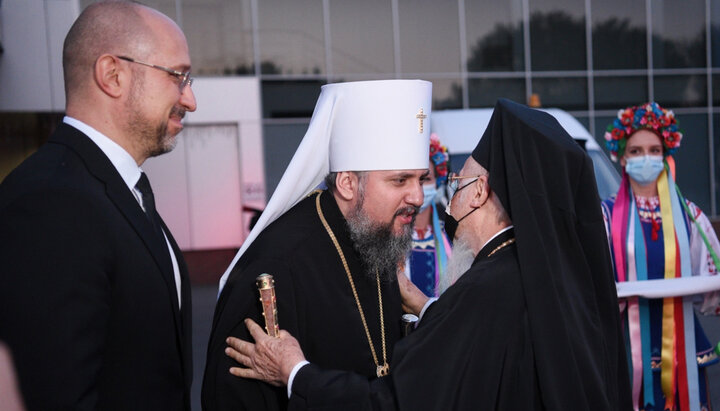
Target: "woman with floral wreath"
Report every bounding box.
[402,133,453,297]
[602,102,720,411]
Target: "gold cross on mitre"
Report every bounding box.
[415,108,427,133]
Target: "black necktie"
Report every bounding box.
[135,172,164,239]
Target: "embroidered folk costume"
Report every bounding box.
[406,134,452,297]
[601,102,720,411]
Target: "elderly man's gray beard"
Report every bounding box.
[346,201,415,283]
[437,236,475,295]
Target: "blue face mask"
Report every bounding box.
[625,155,664,185]
[420,184,437,212]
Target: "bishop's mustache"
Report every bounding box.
[394,205,420,219]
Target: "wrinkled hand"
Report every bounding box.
[225,318,306,387]
[397,270,428,316]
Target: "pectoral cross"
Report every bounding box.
[415,108,427,133]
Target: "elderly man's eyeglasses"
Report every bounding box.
[447,172,482,198]
[117,56,193,91]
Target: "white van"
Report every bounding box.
[431,108,621,201]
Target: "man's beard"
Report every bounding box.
[437,235,475,295]
[125,73,184,159]
[346,198,416,283]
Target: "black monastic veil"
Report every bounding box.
[471,98,632,409]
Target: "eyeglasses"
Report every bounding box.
[117,56,194,91]
[447,172,482,198]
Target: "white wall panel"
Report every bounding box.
[143,135,192,249]
[184,124,244,249]
[0,0,76,111]
[144,77,264,251]
[45,0,78,110]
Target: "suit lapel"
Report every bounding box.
[50,124,185,334]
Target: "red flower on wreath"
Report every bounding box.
[435,163,448,177]
[621,111,633,126]
[611,128,625,140]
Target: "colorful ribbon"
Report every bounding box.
[626,198,642,409]
[431,204,451,293]
[667,163,699,411]
[612,174,631,283]
[632,197,654,407]
[657,167,678,409]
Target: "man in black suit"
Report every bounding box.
[0,1,196,409]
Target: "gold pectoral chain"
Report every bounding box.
[487,238,515,257]
[315,192,389,377]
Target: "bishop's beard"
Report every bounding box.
[437,236,475,295]
[346,203,415,283]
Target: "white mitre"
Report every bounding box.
[218,79,432,292]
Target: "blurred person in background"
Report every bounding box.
[403,134,452,297]
[602,102,720,411]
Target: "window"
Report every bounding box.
[257,0,326,75]
[432,78,464,110]
[591,0,647,70]
[261,80,324,118]
[468,78,525,108]
[654,75,707,108]
[398,0,461,73]
[263,121,311,198]
[465,0,524,72]
[328,0,395,75]
[652,0,706,68]
[183,0,254,75]
[672,113,710,211]
[532,77,588,110]
[529,0,586,71]
[593,76,647,110]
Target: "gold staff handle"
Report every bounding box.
[256,273,279,337]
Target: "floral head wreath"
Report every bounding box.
[429,133,449,187]
[604,101,682,162]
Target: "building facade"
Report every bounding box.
[3,0,720,216]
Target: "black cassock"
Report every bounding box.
[202,190,402,410]
[289,228,545,410]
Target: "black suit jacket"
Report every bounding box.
[0,124,192,410]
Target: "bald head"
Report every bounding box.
[62,1,172,99]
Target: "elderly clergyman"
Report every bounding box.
[203,80,433,410]
[224,99,633,410]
